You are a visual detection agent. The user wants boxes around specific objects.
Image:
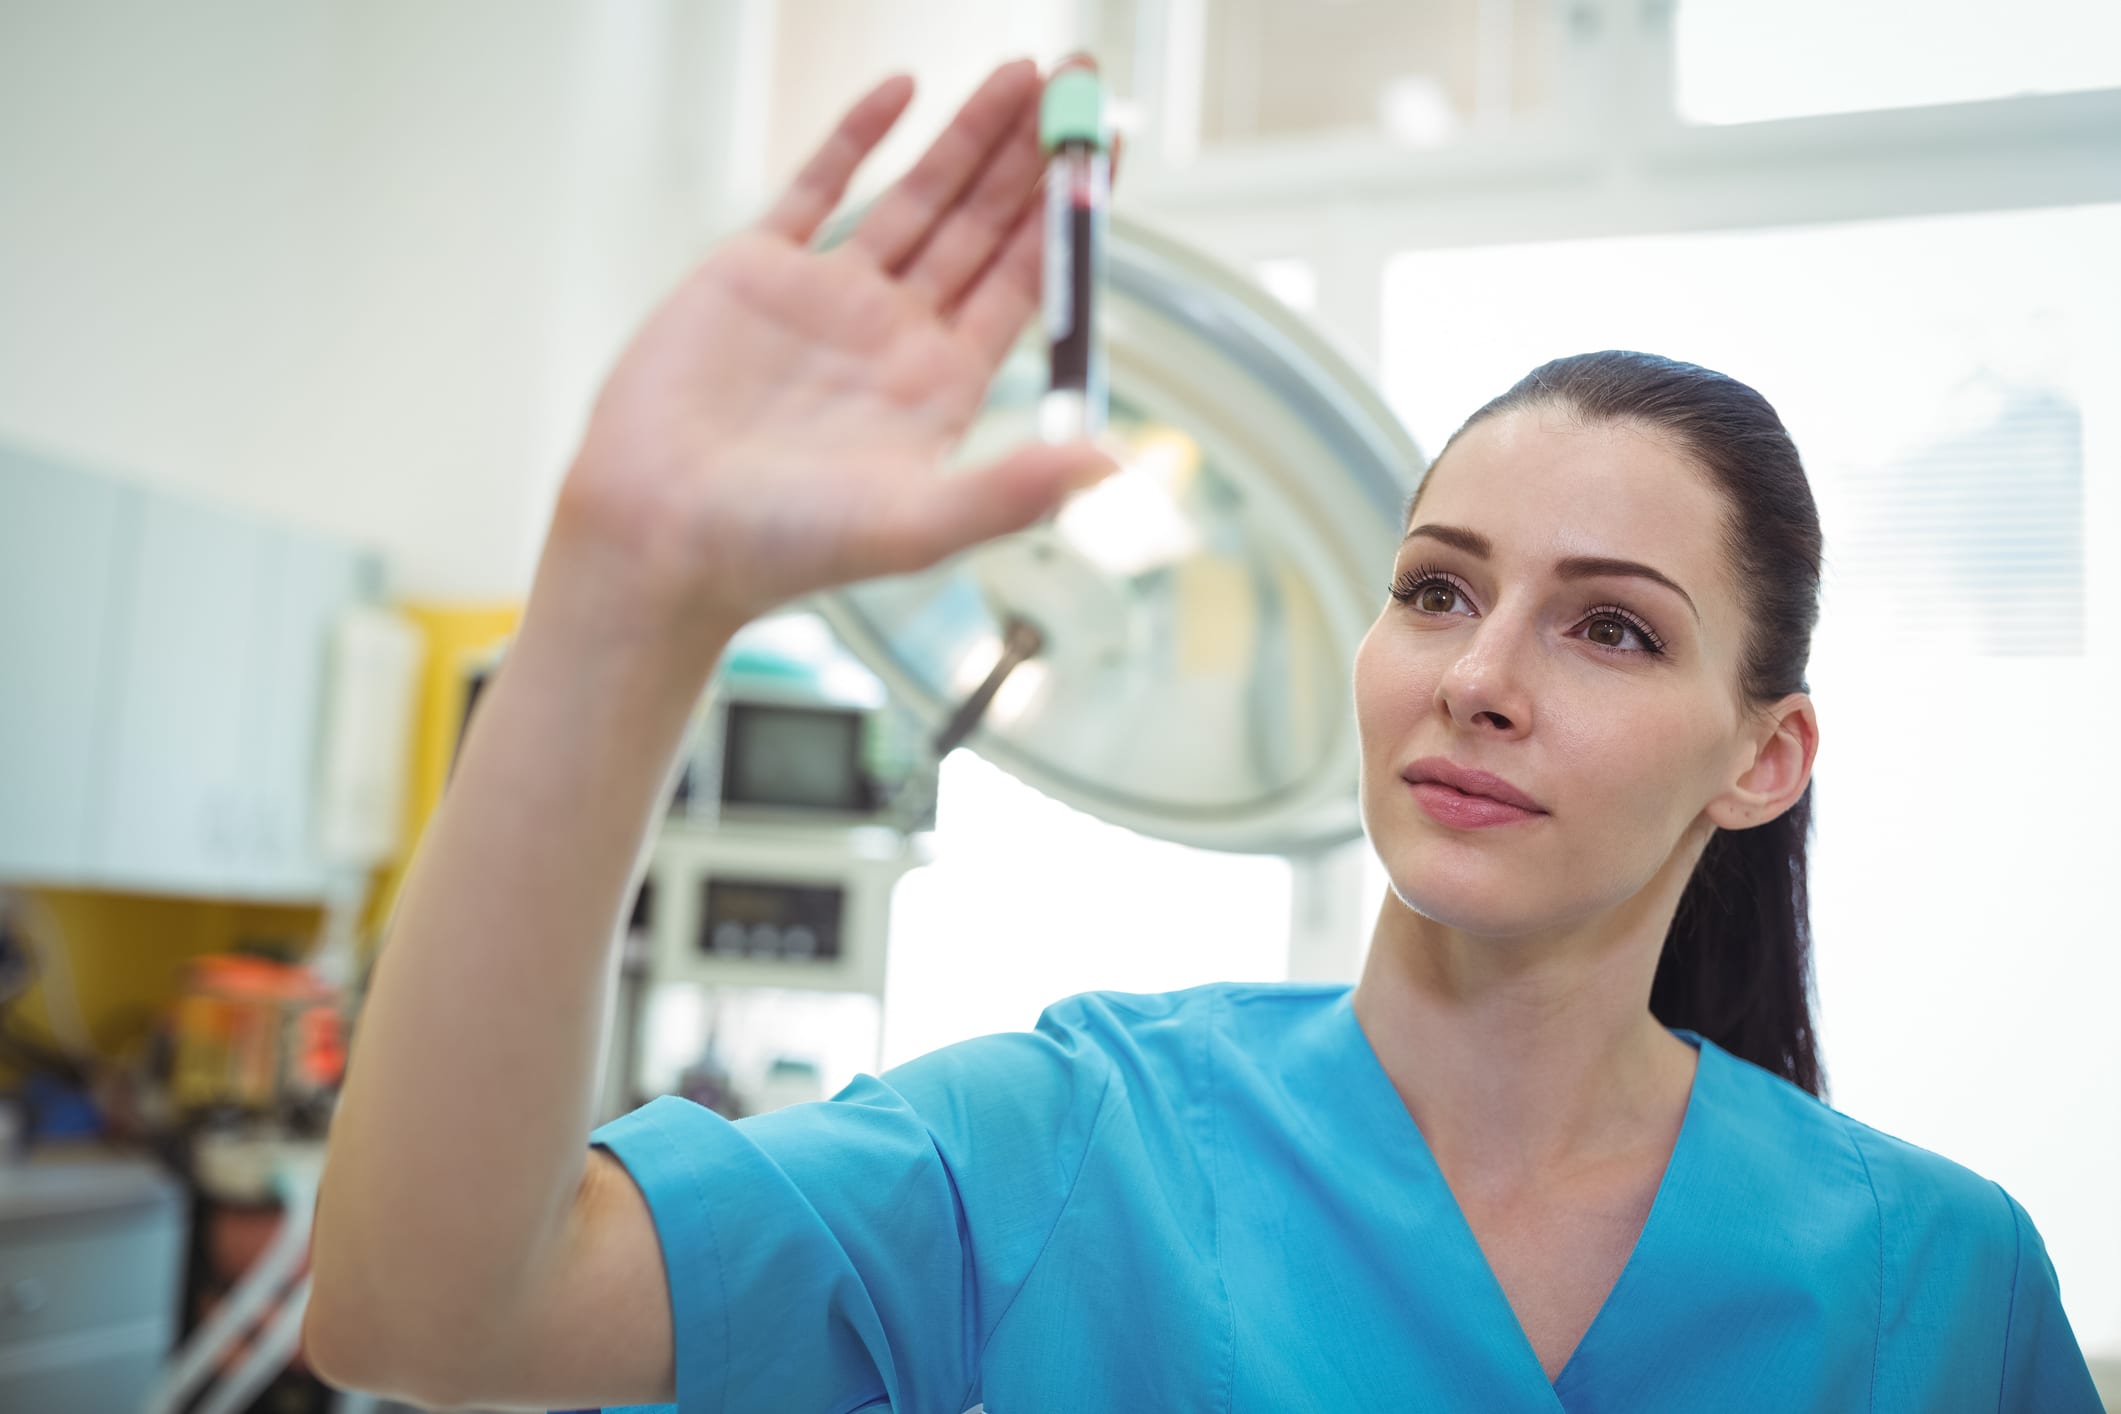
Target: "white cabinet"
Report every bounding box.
[0,446,133,883]
[99,491,267,892]
[246,528,371,896]
[0,448,379,900]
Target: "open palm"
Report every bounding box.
[562,59,1117,629]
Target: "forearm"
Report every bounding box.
[308,507,741,1385]
[304,51,1081,1397]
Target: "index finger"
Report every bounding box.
[846,58,1040,271]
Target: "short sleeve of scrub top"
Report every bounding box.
[585,986,1132,1414]
[581,981,2107,1414]
[1995,1186,2102,1410]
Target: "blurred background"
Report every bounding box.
[0,1,2116,1409]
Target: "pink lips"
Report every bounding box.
[1407,781,1542,828]
[1401,757,1545,813]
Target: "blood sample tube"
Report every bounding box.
[1038,58,1111,445]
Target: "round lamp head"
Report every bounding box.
[809,215,1426,854]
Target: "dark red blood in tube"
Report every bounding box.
[1052,170,1095,391]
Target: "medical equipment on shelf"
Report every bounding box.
[601,631,940,1120]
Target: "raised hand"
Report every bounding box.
[553,58,1119,637]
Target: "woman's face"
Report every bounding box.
[1353,405,1762,939]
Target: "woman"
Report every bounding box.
[302,59,2104,1413]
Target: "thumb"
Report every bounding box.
[891,440,1120,570]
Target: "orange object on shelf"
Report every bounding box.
[169,955,345,1117]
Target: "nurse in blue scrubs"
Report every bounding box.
[569,68,2105,1414]
[585,344,2105,1409]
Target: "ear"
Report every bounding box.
[1705,692,1818,831]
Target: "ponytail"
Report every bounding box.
[1653,779,1825,1099]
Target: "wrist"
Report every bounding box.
[522,490,751,705]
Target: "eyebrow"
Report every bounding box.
[1400,523,1700,625]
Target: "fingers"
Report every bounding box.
[947,182,1045,367]
[898,98,1044,312]
[758,73,917,245]
[847,58,1039,272]
[882,440,1120,573]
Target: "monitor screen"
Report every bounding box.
[722,701,866,811]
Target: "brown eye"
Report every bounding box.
[1579,607,1666,655]
[1387,565,1470,612]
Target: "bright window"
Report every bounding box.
[1675,0,2121,125]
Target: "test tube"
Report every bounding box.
[1038,59,1111,445]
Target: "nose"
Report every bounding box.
[1436,609,1536,734]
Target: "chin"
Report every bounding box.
[1376,857,1546,938]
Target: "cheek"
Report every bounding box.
[1561,710,1719,834]
[1352,624,1430,748]
[1357,627,1408,729]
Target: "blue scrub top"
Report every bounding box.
[585,982,2101,1413]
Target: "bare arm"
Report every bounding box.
[303,57,1116,1412]
[302,520,729,1407]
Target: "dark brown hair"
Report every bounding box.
[1410,350,1827,1100]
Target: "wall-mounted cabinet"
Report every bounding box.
[0,444,379,901]
[0,450,130,880]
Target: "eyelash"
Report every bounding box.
[1388,563,1669,657]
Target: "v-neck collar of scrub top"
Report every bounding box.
[1330,988,1717,1410]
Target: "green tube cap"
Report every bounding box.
[1040,66,1110,152]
